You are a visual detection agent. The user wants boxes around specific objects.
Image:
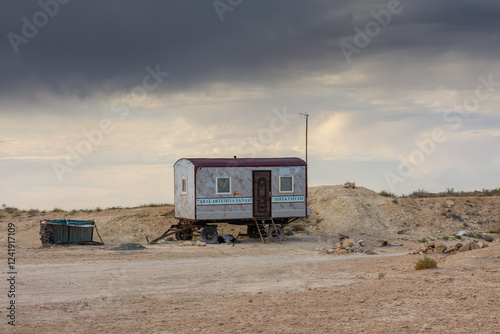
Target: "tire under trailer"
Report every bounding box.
[199,225,219,244]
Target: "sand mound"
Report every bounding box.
[303,185,500,241]
[306,186,402,240]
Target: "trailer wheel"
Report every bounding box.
[247,225,260,239]
[175,229,193,241]
[200,226,218,244]
[268,225,285,242]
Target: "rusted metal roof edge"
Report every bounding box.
[176,157,306,168]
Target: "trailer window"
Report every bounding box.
[216,177,231,194]
[279,176,293,193]
[181,176,188,194]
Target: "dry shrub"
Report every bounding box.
[415,257,437,270]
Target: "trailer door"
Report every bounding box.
[252,170,271,218]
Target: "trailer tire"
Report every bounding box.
[175,229,193,241]
[200,226,218,244]
[247,225,260,239]
[268,225,285,242]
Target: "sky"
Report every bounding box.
[1,0,499,210]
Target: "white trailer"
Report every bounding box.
[153,157,308,244]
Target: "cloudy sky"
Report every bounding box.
[1,0,499,210]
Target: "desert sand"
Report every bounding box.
[0,185,499,333]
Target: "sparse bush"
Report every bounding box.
[137,203,172,208]
[379,190,396,198]
[418,238,428,243]
[27,209,40,217]
[415,257,437,270]
[454,235,462,239]
[2,205,19,213]
[446,188,457,196]
[475,233,483,239]
[441,236,449,241]
[410,189,433,198]
[95,207,102,212]
[401,188,500,198]
[392,198,399,204]
[378,272,386,279]
[52,207,64,213]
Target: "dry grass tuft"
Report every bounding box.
[415,257,437,270]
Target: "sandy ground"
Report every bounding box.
[4,236,500,334]
[1,186,499,333]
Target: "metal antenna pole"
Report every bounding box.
[299,113,309,165]
[299,113,309,213]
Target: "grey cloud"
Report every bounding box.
[1,0,500,107]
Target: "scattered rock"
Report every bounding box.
[341,239,356,248]
[196,241,207,247]
[459,240,480,252]
[444,245,457,254]
[482,234,495,242]
[434,243,447,254]
[411,240,488,255]
[342,181,355,189]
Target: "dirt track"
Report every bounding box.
[8,236,500,334]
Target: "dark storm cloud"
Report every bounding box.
[1,0,499,104]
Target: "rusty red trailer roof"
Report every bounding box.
[179,157,306,167]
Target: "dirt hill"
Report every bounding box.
[1,185,499,247]
[304,185,500,241]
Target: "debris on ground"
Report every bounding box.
[178,240,207,247]
[179,241,195,246]
[160,237,175,243]
[218,234,239,244]
[111,243,146,250]
[409,240,490,255]
[317,238,376,255]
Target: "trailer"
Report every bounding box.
[151,157,307,244]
